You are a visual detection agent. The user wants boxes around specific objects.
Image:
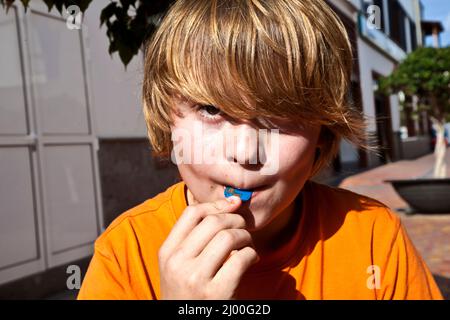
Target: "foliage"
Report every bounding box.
[379,46,450,178]
[378,46,450,122]
[0,0,174,67]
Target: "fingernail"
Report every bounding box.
[226,196,240,204]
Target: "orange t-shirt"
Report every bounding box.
[77,180,443,300]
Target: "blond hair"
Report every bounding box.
[142,0,368,176]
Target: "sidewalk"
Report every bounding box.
[339,149,450,299]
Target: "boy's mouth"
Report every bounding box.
[221,184,269,201]
[221,184,267,192]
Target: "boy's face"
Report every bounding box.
[170,96,321,231]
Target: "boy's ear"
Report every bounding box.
[312,126,324,166]
[316,125,325,148]
[313,147,322,165]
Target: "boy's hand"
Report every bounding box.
[158,196,259,299]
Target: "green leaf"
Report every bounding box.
[78,0,93,12]
[380,46,450,119]
[42,0,54,12]
[100,2,117,27]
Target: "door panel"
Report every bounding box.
[0,6,46,285]
[0,147,39,269]
[0,8,28,135]
[26,5,103,268]
[29,11,90,135]
[43,145,98,254]
[0,4,103,285]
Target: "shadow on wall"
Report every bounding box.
[98,139,180,228]
[433,274,450,300]
[0,258,90,300]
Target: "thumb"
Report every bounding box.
[209,196,242,212]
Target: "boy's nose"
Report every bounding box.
[225,122,262,166]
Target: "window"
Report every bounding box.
[410,20,417,50]
[388,0,407,51]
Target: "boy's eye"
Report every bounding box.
[194,104,224,122]
[201,105,221,116]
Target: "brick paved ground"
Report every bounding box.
[339,148,450,299]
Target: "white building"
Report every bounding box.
[0,0,178,295]
[329,0,429,170]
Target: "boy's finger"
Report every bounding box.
[160,196,241,258]
[196,228,253,278]
[179,213,247,258]
[212,246,259,292]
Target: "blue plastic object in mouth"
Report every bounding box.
[224,186,253,201]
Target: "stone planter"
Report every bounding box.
[386,178,450,213]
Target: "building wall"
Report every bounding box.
[98,140,179,228]
[357,38,403,165]
[398,0,420,20]
[352,0,429,166]
[81,0,179,229]
[0,1,178,293]
[357,39,400,132]
[328,0,362,166]
[83,0,147,139]
[329,0,358,20]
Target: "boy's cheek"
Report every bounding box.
[178,166,222,204]
[174,138,316,179]
[171,117,319,177]
[276,137,317,166]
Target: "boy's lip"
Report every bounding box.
[221,183,268,191]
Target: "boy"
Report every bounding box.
[78,0,443,299]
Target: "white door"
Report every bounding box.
[0,4,104,285]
